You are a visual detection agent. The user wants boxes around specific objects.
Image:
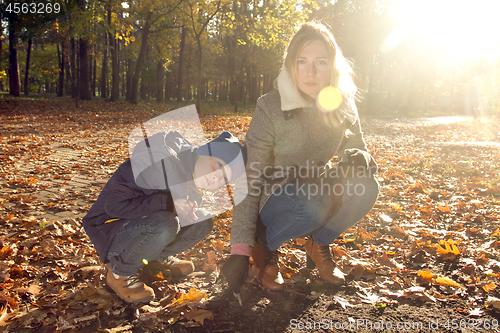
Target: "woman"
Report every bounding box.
[223,22,379,291]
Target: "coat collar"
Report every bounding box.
[276,67,315,111]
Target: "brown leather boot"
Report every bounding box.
[163,256,195,277]
[106,268,155,303]
[305,238,345,285]
[251,242,284,290]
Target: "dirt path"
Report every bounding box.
[1,100,500,332]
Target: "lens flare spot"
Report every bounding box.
[317,86,343,112]
[381,25,410,53]
[142,259,149,265]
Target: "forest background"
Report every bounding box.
[1,0,500,117]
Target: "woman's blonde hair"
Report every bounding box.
[283,21,358,130]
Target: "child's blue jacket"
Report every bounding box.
[82,130,202,262]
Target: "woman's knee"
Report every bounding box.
[261,191,311,221]
[345,176,379,198]
[342,176,379,215]
[361,176,379,202]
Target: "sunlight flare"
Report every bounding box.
[392,0,500,58]
[316,86,343,112]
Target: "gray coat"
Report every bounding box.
[231,72,368,247]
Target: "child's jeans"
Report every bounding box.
[106,209,213,277]
[259,176,379,251]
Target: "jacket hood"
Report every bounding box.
[196,131,245,183]
[130,130,196,190]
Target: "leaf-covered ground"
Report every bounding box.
[1,98,500,332]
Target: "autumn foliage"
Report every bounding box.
[1,99,500,330]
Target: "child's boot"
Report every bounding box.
[164,256,195,276]
[106,268,155,303]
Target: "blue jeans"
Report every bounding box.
[260,176,379,251]
[106,209,213,276]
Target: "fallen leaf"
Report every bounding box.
[379,213,393,223]
[171,287,207,306]
[417,270,435,280]
[377,253,404,270]
[14,285,41,296]
[437,203,451,213]
[295,238,306,246]
[485,297,500,312]
[184,309,213,325]
[98,324,134,332]
[211,239,225,253]
[435,276,464,289]
[333,296,354,309]
[469,308,484,317]
[482,282,496,292]
[206,251,217,264]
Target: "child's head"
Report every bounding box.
[194,132,245,190]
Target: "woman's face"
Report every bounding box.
[296,40,331,98]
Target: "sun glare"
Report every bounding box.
[386,0,500,59]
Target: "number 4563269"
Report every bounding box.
[6,2,61,14]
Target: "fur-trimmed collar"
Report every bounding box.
[276,67,314,111]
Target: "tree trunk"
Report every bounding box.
[8,23,20,97]
[240,70,246,105]
[65,41,70,95]
[233,79,239,113]
[120,40,125,98]
[129,12,152,104]
[234,57,246,112]
[78,0,91,100]
[79,36,92,100]
[24,38,32,95]
[263,74,268,94]
[165,71,171,101]
[203,79,207,102]
[110,9,119,102]
[126,58,132,100]
[257,73,261,100]
[177,26,186,102]
[57,43,64,96]
[76,37,80,107]
[229,77,236,105]
[92,49,96,96]
[156,60,164,103]
[196,35,203,111]
[71,38,77,99]
[101,21,108,98]
[222,80,228,101]
[185,44,192,100]
[250,65,259,104]
[0,28,3,91]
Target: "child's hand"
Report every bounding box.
[173,198,199,223]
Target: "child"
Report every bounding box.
[83,130,245,303]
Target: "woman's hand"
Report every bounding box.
[173,197,199,223]
[222,255,249,294]
[340,148,378,177]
